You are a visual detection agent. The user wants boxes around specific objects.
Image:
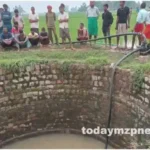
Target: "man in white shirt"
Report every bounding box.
[13,9,24,29]
[144,7,150,43]
[58,4,74,50]
[131,2,147,49]
[86,1,100,40]
[28,7,39,34]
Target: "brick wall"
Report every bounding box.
[0,63,150,148]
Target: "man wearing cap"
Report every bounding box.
[86,1,100,41]
[1,4,12,32]
[29,7,39,34]
[46,5,58,44]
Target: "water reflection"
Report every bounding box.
[3,134,112,149]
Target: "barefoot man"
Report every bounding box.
[131,2,147,49]
[86,1,100,43]
[58,4,74,50]
[46,5,58,45]
[29,7,39,34]
[116,1,130,50]
[144,6,150,44]
[102,4,113,47]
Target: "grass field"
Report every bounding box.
[22,11,137,43]
[1,49,150,73]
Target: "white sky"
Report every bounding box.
[0,1,88,13]
[0,0,143,13]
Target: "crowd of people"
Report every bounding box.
[0,1,149,51]
[0,3,75,50]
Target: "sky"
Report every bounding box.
[0,0,142,13]
[0,1,89,13]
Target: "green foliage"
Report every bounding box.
[60,61,73,74]
[132,69,145,92]
[78,2,87,12]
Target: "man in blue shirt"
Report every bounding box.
[1,27,15,49]
[1,4,12,32]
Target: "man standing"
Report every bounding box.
[86,1,100,41]
[144,5,150,43]
[29,7,39,34]
[116,1,130,49]
[13,9,24,29]
[46,5,58,44]
[131,2,147,49]
[102,4,113,47]
[1,4,12,32]
[58,4,73,50]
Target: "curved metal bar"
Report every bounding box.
[57,32,147,45]
[105,46,146,149]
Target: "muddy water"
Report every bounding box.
[3,134,112,149]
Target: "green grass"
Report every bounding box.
[2,11,150,73]
[0,50,110,70]
[1,49,150,74]
[22,11,137,43]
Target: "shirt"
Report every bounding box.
[46,12,56,28]
[17,34,26,41]
[145,11,150,24]
[11,27,21,35]
[117,6,130,23]
[13,16,24,28]
[58,12,69,29]
[28,13,39,28]
[86,6,100,17]
[102,11,113,27]
[78,27,88,37]
[1,32,12,40]
[40,31,48,37]
[28,32,39,38]
[1,10,12,25]
[137,9,148,24]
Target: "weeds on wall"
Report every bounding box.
[132,69,145,92]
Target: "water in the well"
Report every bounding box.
[3,134,112,149]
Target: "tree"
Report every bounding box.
[70,6,78,13]
[13,5,25,15]
[78,2,87,12]
[65,5,69,12]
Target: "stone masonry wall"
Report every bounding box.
[0,63,150,148]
